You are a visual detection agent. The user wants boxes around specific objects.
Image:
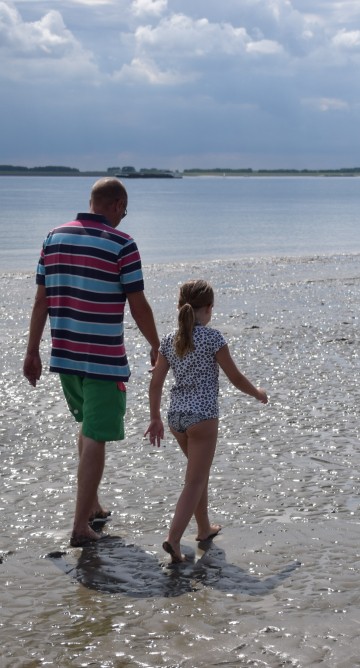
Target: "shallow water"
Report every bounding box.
[1,254,359,666]
[1,175,360,271]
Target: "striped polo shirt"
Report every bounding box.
[36,213,144,381]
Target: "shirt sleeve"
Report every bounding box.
[213,329,227,352]
[118,238,144,293]
[35,243,46,285]
[159,333,170,358]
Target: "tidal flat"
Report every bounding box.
[0,254,359,667]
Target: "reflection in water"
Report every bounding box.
[47,536,300,598]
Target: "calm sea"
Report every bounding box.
[0,174,359,272]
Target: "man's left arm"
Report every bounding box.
[126,291,160,366]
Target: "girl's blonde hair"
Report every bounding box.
[174,280,214,358]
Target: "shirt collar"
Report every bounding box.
[76,212,111,225]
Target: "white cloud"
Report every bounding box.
[113,56,196,84]
[65,0,114,4]
[332,29,360,50]
[247,39,283,55]
[0,1,98,79]
[132,0,167,17]
[302,97,349,112]
[331,1,360,23]
[133,13,283,59]
[0,3,74,55]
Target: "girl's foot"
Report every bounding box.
[196,524,222,542]
[162,540,186,564]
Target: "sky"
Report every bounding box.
[1,0,360,171]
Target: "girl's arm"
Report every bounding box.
[216,345,268,403]
[144,352,170,446]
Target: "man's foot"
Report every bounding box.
[196,524,222,542]
[89,509,111,523]
[70,526,102,547]
[162,541,186,564]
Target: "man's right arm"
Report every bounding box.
[23,284,48,387]
[126,291,160,366]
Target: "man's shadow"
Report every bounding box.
[47,536,300,598]
[47,536,196,598]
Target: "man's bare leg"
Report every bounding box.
[71,434,106,545]
[78,429,109,519]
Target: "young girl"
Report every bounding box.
[145,280,268,563]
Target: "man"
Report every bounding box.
[23,177,160,547]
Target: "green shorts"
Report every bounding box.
[59,374,126,442]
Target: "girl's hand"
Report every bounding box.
[256,388,268,404]
[144,418,164,447]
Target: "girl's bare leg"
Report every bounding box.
[193,473,221,541]
[166,419,218,560]
[171,421,221,542]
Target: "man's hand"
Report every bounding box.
[150,347,159,367]
[23,352,42,387]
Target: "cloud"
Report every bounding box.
[247,39,283,55]
[0,0,98,80]
[1,0,360,169]
[133,14,283,59]
[332,29,360,50]
[65,0,114,5]
[302,97,349,112]
[131,0,167,17]
[111,12,285,88]
[72,0,114,4]
[113,56,196,85]
[1,3,75,56]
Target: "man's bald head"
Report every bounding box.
[91,178,128,207]
[90,178,128,228]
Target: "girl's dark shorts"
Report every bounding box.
[167,411,211,433]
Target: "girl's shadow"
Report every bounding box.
[193,541,301,595]
[47,535,300,598]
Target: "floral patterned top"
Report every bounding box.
[159,324,227,418]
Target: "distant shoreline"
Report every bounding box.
[1,169,360,177]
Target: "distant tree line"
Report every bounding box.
[0,165,80,173]
[2,164,360,177]
[184,168,253,174]
[109,166,176,175]
[184,167,360,175]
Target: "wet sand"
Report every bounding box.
[1,254,359,667]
